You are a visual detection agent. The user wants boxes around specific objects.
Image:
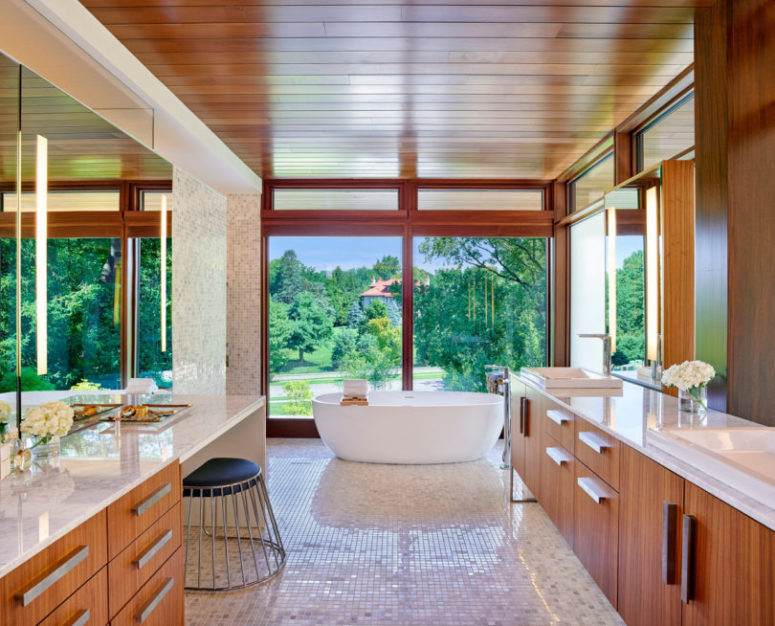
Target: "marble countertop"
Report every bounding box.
[0,393,264,579]
[516,373,775,532]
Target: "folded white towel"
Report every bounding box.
[125,378,159,394]
[343,379,369,398]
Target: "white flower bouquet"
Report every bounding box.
[661,360,715,410]
[21,400,74,448]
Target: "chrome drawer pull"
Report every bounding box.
[17,545,89,606]
[69,608,90,626]
[546,410,570,426]
[577,477,609,504]
[545,446,572,467]
[133,483,172,517]
[135,577,174,623]
[578,431,610,454]
[133,529,173,570]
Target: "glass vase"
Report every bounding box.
[678,387,708,416]
[30,435,60,460]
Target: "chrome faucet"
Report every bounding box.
[577,333,612,376]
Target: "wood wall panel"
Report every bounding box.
[81,1,700,180]
[661,160,695,372]
[726,0,775,426]
[693,2,729,412]
[694,0,775,424]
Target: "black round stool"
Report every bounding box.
[182,457,285,592]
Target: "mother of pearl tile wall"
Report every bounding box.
[226,193,262,395]
[172,166,227,394]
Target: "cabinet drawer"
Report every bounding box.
[107,463,181,559]
[574,420,620,491]
[574,462,619,606]
[2,511,107,626]
[542,402,574,450]
[39,567,107,626]
[109,502,182,618]
[111,547,184,626]
[539,432,574,548]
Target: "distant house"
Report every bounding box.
[359,275,430,307]
[359,277,400,307]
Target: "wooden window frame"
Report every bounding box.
[634,90,696,173]
[261,178,553,436]
[0,179,172,389]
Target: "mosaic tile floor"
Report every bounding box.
[185,439,623,625]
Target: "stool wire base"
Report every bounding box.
[183,471,286,592]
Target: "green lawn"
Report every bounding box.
[274,341,334,375]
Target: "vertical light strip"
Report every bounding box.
[607,206,617,353]
[35,135,47,376]
[646,187,659,361]
[160,194,167,353]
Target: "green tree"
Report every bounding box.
[271,250,305,304]
[286,292,334,362]
[346,300,365,328]
[413,237,547,391]
[364,299,388,321]
[614,249,645,365]
[373,255,400,279]
[269,298,293,370]
[331,328,358,369]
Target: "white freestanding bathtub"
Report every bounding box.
[312,390,503,464]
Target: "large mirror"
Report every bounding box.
[604,173,660,389]
[570,161,694,390]
[0,51,174,432]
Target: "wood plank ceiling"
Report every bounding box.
[80,1,708,180]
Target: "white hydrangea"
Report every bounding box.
[0,400,10,421]
[21,401,74,438]
[661,360,715,392]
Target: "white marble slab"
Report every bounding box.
[518,374,775,532]
[0,394,264,579]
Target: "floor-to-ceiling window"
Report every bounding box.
[413,236,547,391]
[0,184,173,392]
[263,181,551,434]
[267,236,403,418]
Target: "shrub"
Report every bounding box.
[283,380,313,416]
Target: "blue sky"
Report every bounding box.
[269,236,450,272]
[269,235,643,273]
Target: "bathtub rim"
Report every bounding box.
[312,390,504,409]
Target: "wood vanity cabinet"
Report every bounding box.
[539,431,575,548]
[513,383,775,624]
[574,460,619,606]
[681,482,775,626]
[617,446,684,626]
[1,511,108,625]
[510,379,542,499]
[0,463,185,626]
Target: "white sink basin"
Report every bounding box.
[649,427,775,509]
[521,367,623,390]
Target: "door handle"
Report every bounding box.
[519,397,527,435]
[578,431,610,454]
[546,409,570,426]
[662,502,678,584]
[577,476,609,504]
[681,514,695,603]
